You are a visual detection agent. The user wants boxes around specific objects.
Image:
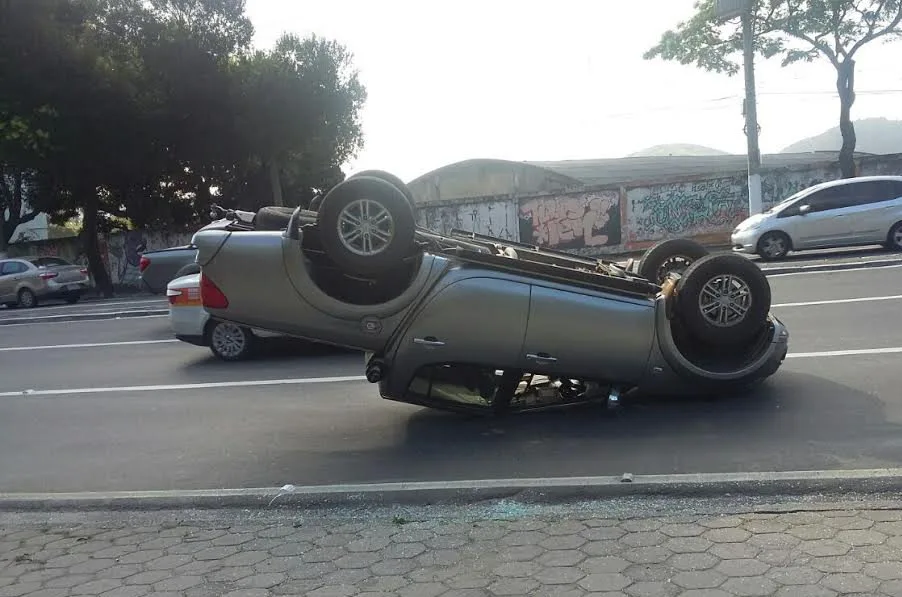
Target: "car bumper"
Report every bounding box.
[37,280,90,298]
[169,304,209,340]
[730,227,760,254]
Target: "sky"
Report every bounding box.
[244,0,902,182]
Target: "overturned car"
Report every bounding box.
[192,170,789,414]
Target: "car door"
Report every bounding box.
[392,276,531,376]
[515,283,655,384]
[0,260,27,303]
[847,180,902,243]
[0,260,14,302]
[788,185,859,248]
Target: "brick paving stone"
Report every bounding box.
[4,503,902,596]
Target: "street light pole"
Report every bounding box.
[741,11,763,216]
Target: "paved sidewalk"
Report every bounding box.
[4,499,902,596]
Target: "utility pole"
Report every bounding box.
[741,11,763,215]
[716,0,762,216]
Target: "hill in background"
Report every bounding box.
[628,143,730,157]
[780,117,902,155]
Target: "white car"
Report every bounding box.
[167,273,282,361]
[731,175,902,260]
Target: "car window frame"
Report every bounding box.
[0,260,28,275]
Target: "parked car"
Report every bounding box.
[167,272,287,361]
[188,170,789,415]
[0,256,91,308]
[731,175,902,260]
[139,245,199,294]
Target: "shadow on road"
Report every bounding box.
[748,245,890,263]
[310,369,898,482]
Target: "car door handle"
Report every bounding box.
[526,352,558,364]
[413,337,445,348]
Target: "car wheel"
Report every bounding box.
[756,231,790,260]
[208,321,255,361]
[676,253,771,347]
[317,175,416,277]
[637,238,710,284]
[885,221,902,251]
[17,288,37,309]
[348,169,417,213]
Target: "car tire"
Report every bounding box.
[174,263,201,278]
[348,169,417,213]
[675,252,771,347]
[17,288,37,309]
[208,321,255,361]
[637,238,710,284]
[884,221,902,251]
[317,175,416,277]
[756,231,791,260]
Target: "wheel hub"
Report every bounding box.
[337,198,395,256]
[698,274,753,327]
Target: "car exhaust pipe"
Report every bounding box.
[365,359,386,383]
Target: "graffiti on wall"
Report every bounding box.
[518,190,621,252]
[417,198,519,241]
[10,229,191,288]
[626,177,746,243]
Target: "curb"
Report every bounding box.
[760,257,902,276]
[0,309,169,326]
[4,469,902,512]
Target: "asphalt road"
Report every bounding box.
[2,262,902,493]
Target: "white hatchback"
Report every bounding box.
[167,273,281,361]
[731,175,902,260]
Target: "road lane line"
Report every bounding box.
[0,376,369,397]
[773,294,902,308]
[0,340,179,352]
[0,315,168,328]
[0,309,165,322]
[767,263,902,277]
[0,299,167,313]
[787,347,902,358]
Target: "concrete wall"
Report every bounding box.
[415,153,902,255]
[7,228,192,291]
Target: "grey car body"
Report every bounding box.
[138,245,199,294]
[0,256,91,308]
[191,174,789,414]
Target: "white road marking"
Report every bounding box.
[0,340,179,352]
[766,263,902,277]
[0,376,369,398]
[787,347,902,358]
[0,315,168,328]
[0,309,166,325]
[773,294,902,308]
[0,299,167,313]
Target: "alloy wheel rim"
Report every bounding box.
[893,227,902,248]
[211,323,247,358]
[698,274,753,328]
[20,291,34,307]
[337,199,395,256]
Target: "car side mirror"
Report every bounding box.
[798,204,811,215]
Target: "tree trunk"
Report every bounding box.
[268,160,284,207]
[80,186,114,298]
[837,59,857,178]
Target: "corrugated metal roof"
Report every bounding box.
[523,151,867,186]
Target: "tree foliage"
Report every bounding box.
[644,0,902,177]
[0,0,367,294]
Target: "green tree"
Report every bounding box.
[231,33,367,208]
[644,0,902,177]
